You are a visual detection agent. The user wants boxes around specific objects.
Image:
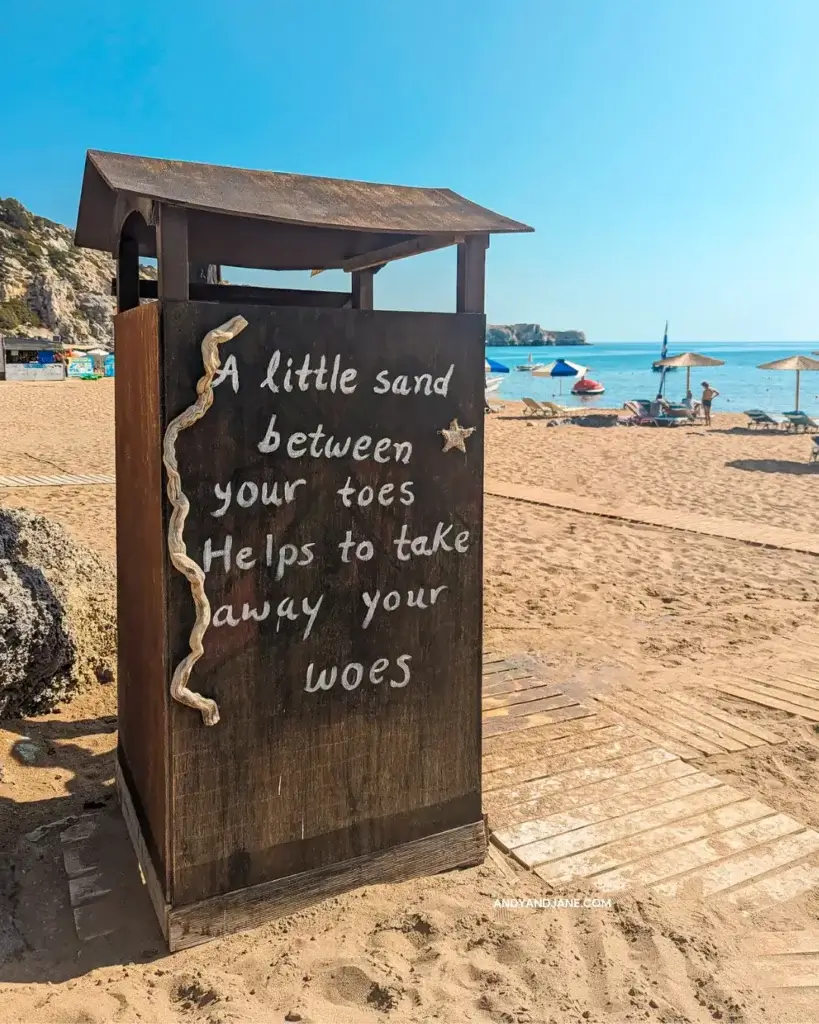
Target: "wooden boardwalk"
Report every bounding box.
[592,686,785,760]
[484,479,819,556]
[0,473,115,488]
[741,931,819,991]
[482,656,819,914]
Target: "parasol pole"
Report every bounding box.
[796,369,801,411]
[686,366,691,395]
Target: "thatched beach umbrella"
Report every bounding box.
[757,354,819,411]
[654,352,725,395]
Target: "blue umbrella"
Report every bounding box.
[485,356,510,374]
[532,358,588,394]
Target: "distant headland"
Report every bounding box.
[486,324,588,347]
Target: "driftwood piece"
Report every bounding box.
[162,314,248,725]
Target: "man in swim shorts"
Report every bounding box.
[700,381,719,426]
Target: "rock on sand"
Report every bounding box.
[0,507,115,718]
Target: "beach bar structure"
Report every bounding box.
[75,150,531,949]
[0,335,66,381]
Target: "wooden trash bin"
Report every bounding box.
[75,151,532,950]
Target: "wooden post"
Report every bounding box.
[351,268,375,310]
[456,235,489,314]
[157,204,190,302]
[116,225,141,314]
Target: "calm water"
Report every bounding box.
[485,341,819,413]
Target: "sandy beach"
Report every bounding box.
[2,383,819,1022]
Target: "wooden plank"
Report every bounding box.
[481,660,520,676]
[741,931,819,957]
[114,302,168,884]
[591,695,703,760]
[456,236,488,314]
[585,809,796,892]
[116,760,169,940]
[483,704,593,738]
[156,203,189,301]
[494,772,721,852]
[640,692,761,750]
[483,684,559,710]
[720,860,819,913]
[599,691,729,755]
[484,747,679,816]
[351,269,374,310]
[68,872,112,908]
[750,961,819,990]
[782,673,819,692]
[489,757,694,831]
[482,724,629,774]
[114,278,353,308]
[168,819,486,951]
[483,674,543,696]
[62,844,97,879]
[483,714,615,757]
[482,694,576,719]
[653,829,819,899]
[660,691,784,745]
[341,234,461,273]
[746,676,819,706]
[116,217,140,313]
[517,785,744,869]
[483,734,654,793]
[714,682,819,722]
[536,799,776,887]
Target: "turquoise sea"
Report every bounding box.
[485,341,819,414]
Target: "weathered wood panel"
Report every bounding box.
[161,303,485,904]
[114,302,169,887]
[168,819,486,951]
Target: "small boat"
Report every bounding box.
[485,376,503,394]
[515,352,545,372]
[572,376,605,395]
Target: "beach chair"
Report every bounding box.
[810,438,819,463]
[485,400,505,414]
[744,409,786,430]
[522,397,550,417]
[541,400,573,419]
[617,400,652,426]
[783,411,819,432]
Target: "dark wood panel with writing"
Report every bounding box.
[161,303,484,904]
[114,301,169,888]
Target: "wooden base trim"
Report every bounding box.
[115,759,170,940]
[168,819,487,951]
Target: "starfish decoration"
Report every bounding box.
[439,418,476,454]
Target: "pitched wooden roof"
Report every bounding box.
[75,150,532,257]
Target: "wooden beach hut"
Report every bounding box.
[75,150,532,949]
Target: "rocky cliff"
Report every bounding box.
[0,197,158,348]
[486,324,588,346]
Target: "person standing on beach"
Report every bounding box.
[700,381,719,426]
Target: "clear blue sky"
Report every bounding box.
[2,0,818,341]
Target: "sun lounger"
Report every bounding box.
[541,401,573,418]
[784,411,819,432]
[522,397,550,417]
[810,438,819,463]
[744,409,787,430]
[617,400,686,427]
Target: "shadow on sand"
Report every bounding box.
[727,458,819,475]
[0,714,163,983]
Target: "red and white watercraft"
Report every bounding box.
[572,376,605,395]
